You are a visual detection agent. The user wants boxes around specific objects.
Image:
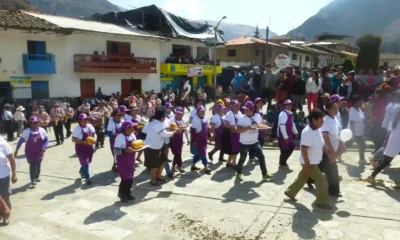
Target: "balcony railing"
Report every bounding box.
[23,54,56,74]
[74,54,157,73]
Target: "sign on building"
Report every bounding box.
[187,66,204,77]
[275,54,291,68]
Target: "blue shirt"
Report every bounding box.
[330,72,345,90]
[233,74,243,91]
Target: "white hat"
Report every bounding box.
[16,106,25,111]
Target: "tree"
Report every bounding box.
[342,58,354,72]
[253,24,262,39]
[355,34,382,73]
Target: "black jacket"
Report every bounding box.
[291,77,306,95]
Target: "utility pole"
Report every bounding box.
[265,26,269,65]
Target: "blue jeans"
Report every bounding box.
[164,161,172,175]
[193,155,208,166]
[237,142,267,175]
[80,166,90,179]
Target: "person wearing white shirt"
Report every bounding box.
[72,114,96,185]
[235,101,272,182]
[208,103,226,162]
[367,112,400,184]
[107,110,125,172]
[0,135,17,225]
[277,100,298,168]
[285,109,331,209]
[189,100,203,123]
[305,70,322,112]
[2,104,14,141]
[113,121,137,203]
[348,96,366,164]
[13,106,26,137]
[380,93,397,130]
[222,100,243,167]
[144,107,180,186]
[319,102,341,197]
[190,106,212,174]
[130,105,144,163]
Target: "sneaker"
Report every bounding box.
[262,173,274,181]
[34,178,41,182]
[85,179,92,185]
[30,181,37,186]
[178,168,186,174]
[236,173,244,181]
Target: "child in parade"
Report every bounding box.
[72,114,96,185]
[277,100,298,169]
[15,116,49,186]
[169,107,189,173]
[114,121,137,203]
[190,106,212,174]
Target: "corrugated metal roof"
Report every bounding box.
[27,12,167,40]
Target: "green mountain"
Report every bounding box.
[0,0,40,11]
[287,0,400,53]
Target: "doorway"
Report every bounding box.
[121,79,142,98]
[80,79,95,98]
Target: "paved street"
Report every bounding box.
[1,104,400,240]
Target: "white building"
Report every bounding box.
[0,10,166,100]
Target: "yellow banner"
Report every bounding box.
[10,76,31,86]
[160,63,221,75]
[160,73,174,81]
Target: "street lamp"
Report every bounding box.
[213,16,227,87]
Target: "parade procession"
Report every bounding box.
[0,1,400,239]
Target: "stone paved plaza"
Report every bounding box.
[0,104,399,240]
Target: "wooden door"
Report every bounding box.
[118,42,131,56]
[80,79,95,98]
[131,79,142,93]
[121,79,132,99]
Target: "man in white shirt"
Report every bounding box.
[235,101,273,182]
[13,106,26,137]
[2,104,14,141]
[348,95,366,164]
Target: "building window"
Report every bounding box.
[255,49,261,57]
[292,53,298,61]
[305,56,311,62]
[228,49,236,57]
[106,41,131,56]
[27,41,46,54]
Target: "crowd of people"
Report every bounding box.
[0,63,399,224]
[164,53,219,65]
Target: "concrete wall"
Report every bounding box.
[0,29,161,98]
[289,51,312,69]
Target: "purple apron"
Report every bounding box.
[116,136,136,180]
[75,127,94,166]
[196,119,208,157]
[25,131,44,164]
[257,109,265,143]
[278,110,295,150]
[230,113,240,153]
[170,120,184,155]
[110,122,122,154]
[215,115,225,150]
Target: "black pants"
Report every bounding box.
[279,148,294,166]
[64,119,72,137]
[369,123,386,153]
[53,122,64,144]
[372,155,394,178]
[95,127,105,147]
[264,88,273,109]
[354,136,366,160]
[182,100,190,112]
[29,162,41,182]
[319,154,340,195]
[119,179,133,197]
[4,120,13,141]
[237,143,267,175]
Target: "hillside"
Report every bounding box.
[287,0,400,53]
[26,0,121,17]
[0,0,39,11]
[205,20,277,40]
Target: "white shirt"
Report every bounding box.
[107,118,124,134]
[277,110,298,139]
[167,112,175,119]
[21,128,48,142]
[189,109,197,119]
[0,136,12,178]
[145,120,173,150]
[237,114,262,145]
[225,110,243,127]
[13,111,26,121]
[191,116,208,133]
[321,115,341,152]
[131,115,142,123]
[211,114,225,128]
[299,125,325,165]
[72,124,95,140]
[2,110,12,121]
[306,78,321,93]
[123,114,133,122]
[382,103,395,129]
[184,81,191,94]
[384,122,400,157]
[335,111,342,128]
[114,133,137,149]
[348,107,365,136]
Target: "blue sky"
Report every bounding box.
[109,0,333,35]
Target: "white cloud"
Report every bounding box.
[161,0,205,19]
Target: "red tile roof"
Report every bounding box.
[0,9,59,31]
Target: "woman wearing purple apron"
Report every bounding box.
[190,106,212,174]
[208,103,226,161]
[114,121,137,203]
[277,100,298,168]
[15,116,49,187]
[250,98,267,161]
[107,109,124,172]
[170,107,189,173]
[222,100,243,168]
[72,113,96,185]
